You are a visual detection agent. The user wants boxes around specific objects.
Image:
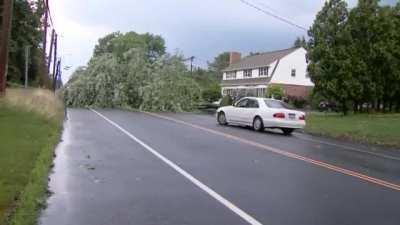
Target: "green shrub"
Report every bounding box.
[309,88,327,110]
[202,83,221,103]
[266,84,284,100]
[220,95,233,106]
[288,95,307,109]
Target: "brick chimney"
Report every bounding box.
[229,52,241,65]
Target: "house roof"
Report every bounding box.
[222,47,299,72]
[221,77,272,87]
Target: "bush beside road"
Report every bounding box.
[0,89,63,225]
[305,112,400,148]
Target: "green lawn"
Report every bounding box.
[305,112,400,148]
[0,89,63,225]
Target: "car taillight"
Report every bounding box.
[299,115,305,120]
[273,112,285,119]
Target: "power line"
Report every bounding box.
[253,0,280,14]
[239,0,308,31]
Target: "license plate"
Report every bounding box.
[289,113,296,119]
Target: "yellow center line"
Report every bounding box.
[143,112,400,192]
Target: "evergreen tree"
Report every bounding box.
[293,36,307,48]
[308,0,354,114]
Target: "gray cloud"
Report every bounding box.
[50,0,398,82]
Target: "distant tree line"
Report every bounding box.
[307,0,400,114]
[7,0,51,88]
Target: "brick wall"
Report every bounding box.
[271,83,313,99]
[229,52,241,65]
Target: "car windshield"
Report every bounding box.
[264,99,292,109]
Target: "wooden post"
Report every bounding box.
[42,0,49,60]
[53,59,60,91]
[52,33,57,80]
[24,46,29,88]
[47,29,55,73]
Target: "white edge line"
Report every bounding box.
[90,109,263,225]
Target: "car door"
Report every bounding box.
[238,99,259,124]
[230,98,248,123]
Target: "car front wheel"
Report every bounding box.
[217,112,228,125]
[253,116,264,132]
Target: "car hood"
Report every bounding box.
[217,105,234,111]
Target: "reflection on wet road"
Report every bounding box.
[40,109,400,225]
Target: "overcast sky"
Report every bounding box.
[48,0,397,82]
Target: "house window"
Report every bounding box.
[226,71,236,79]
[246,99,259,108]
[291,69,296,77]
[224,89,232,96]
[259,67,269,76]
[256,88,265,97]
[243,69,252,78]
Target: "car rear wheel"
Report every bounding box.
[281,128,294,135]
[217,112,228,125]
[253,116,264,132]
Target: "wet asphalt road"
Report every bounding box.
[40,109,400,225]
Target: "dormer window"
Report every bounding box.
[226,71,236,79]
[259,67,269,76]
[243,69,252,78]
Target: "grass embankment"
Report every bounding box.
[305,112,400,148]
[0,89,64,225]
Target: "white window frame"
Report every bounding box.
[291,69,296,77]
[226,71,236,79]
[259,67,269,77]
[243,69,252,78]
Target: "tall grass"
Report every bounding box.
[0,88,64,225]
[2,88,64,122]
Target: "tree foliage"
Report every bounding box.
[220,95,233,106]
[307,0,400,114]
[266,84,284,100]
[7,0,51,87]
[293,36,307,48]
[63,32,202,112]
[208,52,230,80]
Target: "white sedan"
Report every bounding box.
[216,97,306,135]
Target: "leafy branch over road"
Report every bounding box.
[63,31,212,112]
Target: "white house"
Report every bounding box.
[221,47,314,99]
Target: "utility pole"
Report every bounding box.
[47,29,55,72]
[190,56,194,75]
[24,46,30,88]
[42,0,49,60]
[52,33,57,80]
[53,59,60,91]
[183,56,195,75]
[0,0,14,95]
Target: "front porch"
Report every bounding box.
[221,85,267,100]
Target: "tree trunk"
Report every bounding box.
[377,100,381,112]
[341,99,348,115]
[353,102,358,113]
